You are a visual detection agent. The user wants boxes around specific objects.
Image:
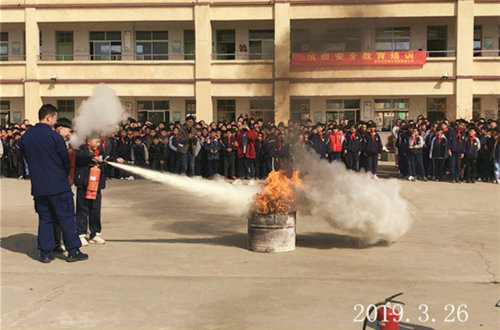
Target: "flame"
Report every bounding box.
[255,170,302,215]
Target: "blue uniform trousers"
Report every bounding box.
[34,191,81,258]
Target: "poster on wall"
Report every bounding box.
[364,101,372,120]
[484,37,494,50]
[11,41,20,54]
[13,111,22,122]
[172,111,181,122]
[172,41,181,52]
[314,111,323,122]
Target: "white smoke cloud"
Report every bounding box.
[293,149,412,244]
[70,84,127,146]
[108,162,261,216]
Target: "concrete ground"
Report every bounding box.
[1,162,499,330]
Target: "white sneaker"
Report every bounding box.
[126,176,135,180]
[79,234,89,247]
[371,174,378,180]
[407,176,413,181]
[89,234,106,244]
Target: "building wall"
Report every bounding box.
[0,0,498,124]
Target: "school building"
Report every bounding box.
[0,0,499,130]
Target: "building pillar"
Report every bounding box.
[24,7,42,123]
[455,0,474,120]
[194,4,213,122]
[274,2,291,124]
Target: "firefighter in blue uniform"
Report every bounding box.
[21,104,88,263]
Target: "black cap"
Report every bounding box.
[54,118,72,129]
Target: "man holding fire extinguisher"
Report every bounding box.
[74,135,124,246]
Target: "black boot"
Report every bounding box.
[66,250,89,262]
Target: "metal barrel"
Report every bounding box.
[247,212,296,253]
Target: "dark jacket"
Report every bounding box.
[310,132,329,156]
[221,136,237,155]
[100,136,116,161]
[131,143,149,164]
[429,135,449,159]
[203,137,221,161]
[448,128,467,153]
[263,133,278,158]
[364,132,383,154]
[464,136,481,159]
[149,142,165,161]
[74,144,106,190]
[20,123,71,196]
[116,136,132,160]
[343,132,362,152]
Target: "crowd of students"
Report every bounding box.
[2,114,500,184]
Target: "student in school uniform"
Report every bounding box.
[477,125,491,182]
[168,127,179,173]
[429,127,449,181]
[448,121,467,183]
[254,132,265,179]
[492,128,500,184]
[396,125,410,178]
[342,124,362,171]
[74,136,124,246]
[131,136,149,168]
[221,129,237,179]
[328,124,344,163]
[364,123,383,179]
[310,125,330,160]
[203,130,221,178]
[407,126,427,181]
[263,128,278,176]
[235,123,257,179]
[464,127,481,183]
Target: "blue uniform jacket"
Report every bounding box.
[364,132,383,154]
[20,123,71,196]
[203,137,221,160]
[343,132,362,152]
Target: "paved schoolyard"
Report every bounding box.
[1,164,499,330]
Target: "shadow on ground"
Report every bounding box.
[0,233,39,261]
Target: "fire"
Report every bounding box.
[255,170,302,215]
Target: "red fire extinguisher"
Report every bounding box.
[363,293,405,330]
[85,166,101,200]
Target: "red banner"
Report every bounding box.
[291,51,427,66]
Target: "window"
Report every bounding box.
[137,100,170,124]
[90,31,122,60]
[290,99,310,122]
[216,30,235,60]
[216,99,236,121]
[291,29,310,52]
[0,100,10,126]
[427,98,447,122]
[249,30,274,60]
[326,99,360,122]
[250,99,274,123]
[325,29,361,52]
[56,31,73,61]
[136,31,168,60]
[473,97,481,121]
[0,32,8,61]
[184,30,195,60]
[186,99,196,119]
[427,26,447,57]
[374,98,409,131]
[57,100,75,120]
[375,27,410,51]
[474,25,482,57]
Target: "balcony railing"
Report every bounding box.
[474,49,500,57]
[0,55,26,61]
[426,50,456,58]
[38,52,195,61]
[211,53,274,60]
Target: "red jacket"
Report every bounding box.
[329,132,344,152]
[235,129,257,159]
